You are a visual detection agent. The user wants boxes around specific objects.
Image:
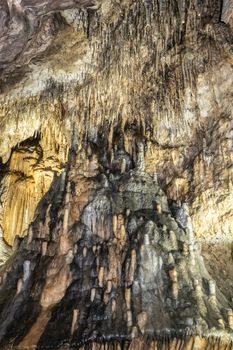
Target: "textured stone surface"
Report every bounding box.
[0,0,232,246]
[0,150,232,349]
[0,0,97,80]
[0,0,232,348]
[222,0,233,25]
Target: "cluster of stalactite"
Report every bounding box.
[0,0,232,249]
[0,1,232,347]
[0,118,69,246]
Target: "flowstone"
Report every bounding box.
[0,142,232,349]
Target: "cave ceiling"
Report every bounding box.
[0,1,232,348]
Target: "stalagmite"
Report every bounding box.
[169,267,179,299]
[194,280,202,297]
[121,158,127,174]
[183,242,189,256]
[63,182,71,234]
[113,215,117,236]
[153,173,158,184]
[71,309,79,336]
[42,241,48,256]
[106,280,112,294]
[98,267,104,288]
[209,280,216,299]
[126,209,131,217]
[23,260,31,282]
[17,278,23,294]
[27,226,33,245]
[125,287,131,309]
[167,253,175,265]
[91,288,96,302]
[227,309,233,330]
[137,312,147,334]
[129,249,137,285]
[83,246,87,257]
[131,326,138,339]
[169,231,178,249]
[111,298,116,314]
[120,223,126,243]
[155,202,162,214]
[127,310,133,328]
[136,143,145,172]
[218,318,225,329]
[144,234,150,245]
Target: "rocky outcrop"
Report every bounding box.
[0,145,232,349]
[222,0,233,26]
[0,0,97,84]
[0,0,232,348]
[0,126,67,245]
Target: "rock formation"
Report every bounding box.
[0,0,232,349]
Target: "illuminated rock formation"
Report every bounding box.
[0,145,232,349]
[0,132,67,245]
[0,0,232,348]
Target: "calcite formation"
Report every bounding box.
[0,128,68,245]
[0,0,232,349]
[0,146,233,349]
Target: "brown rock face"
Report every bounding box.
[222,0,233,26]
[0,0,232,349]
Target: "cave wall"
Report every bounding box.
[0,0,232,348]
[0,0,232,250]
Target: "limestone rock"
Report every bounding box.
[0,0,232,349]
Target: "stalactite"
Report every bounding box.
[0,0,232,348]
